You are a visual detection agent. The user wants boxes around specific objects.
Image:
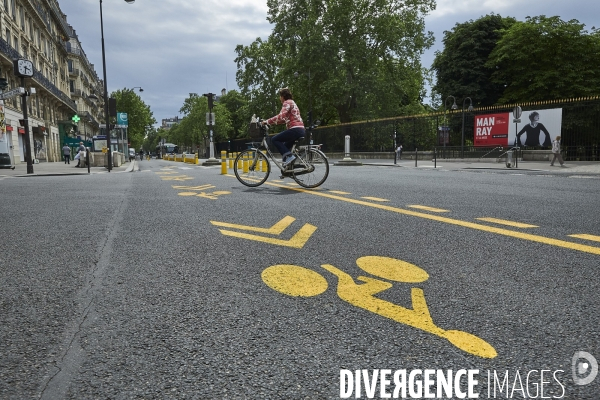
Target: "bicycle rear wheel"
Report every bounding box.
[234,149,270,187]
[292,148,329,188]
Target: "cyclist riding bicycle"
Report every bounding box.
[260,88,305,168]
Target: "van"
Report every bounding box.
[128,148,136,161]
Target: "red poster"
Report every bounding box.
[473,113,510,147]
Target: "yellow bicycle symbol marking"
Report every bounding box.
[261,256,497,359]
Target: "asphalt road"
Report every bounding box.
[1,159,599,399]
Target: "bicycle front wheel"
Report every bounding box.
[234,149,271,187]
[292,149,329,188]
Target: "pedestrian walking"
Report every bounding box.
[396,144,403,160]
[76,142,85,167]
[62,144,71,164]
[550,135,565,167]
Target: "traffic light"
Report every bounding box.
[108,97,117,117]
[203,93,215,110]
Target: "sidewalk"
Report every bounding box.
[0,160,134,177]
[331,157,600,175]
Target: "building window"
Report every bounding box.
[69,80,75,93]
[68,59,73,72]
[19,6,24,29]
[13,36,18,50]
[5,29,10,44]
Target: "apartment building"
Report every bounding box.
[0,0,103,165]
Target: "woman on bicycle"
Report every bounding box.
[261,88,305,167]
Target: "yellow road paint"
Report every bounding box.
[361,197,389,202]
[155,171,178,175]
[329,190,351,195]
[217,223,317,249]
[222,175,600,256]
[476,218,539,228]
[356,256,428,283]
[262,256,497,358]
[569,234,600,243]
[262,265,328,297]
[211,215,296,234]
[178,192,199,196]
[408,205,449,213]
[160,175,193,181]
[172,184,215,191]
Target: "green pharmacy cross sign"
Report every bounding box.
[72,115,80,123]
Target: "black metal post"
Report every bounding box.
[100,0,111,171]
[415,148,417,167]
[87,146,90,173]
[20,77,33,174]
[434,147,437,169]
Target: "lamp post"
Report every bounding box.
[461,97,474,159]
[443,95,457,149]
[99,0,135,172]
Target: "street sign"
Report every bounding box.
[206,113,215,125]
[0,87,25,100]
[513,118,521,123]
[102,147,108,153]
[512,106,522,119]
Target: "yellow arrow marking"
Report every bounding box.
[218,223,317,249]
[476,218,538,228]
[408,205,449,213]
[569,234,600,242]
[211,215,296,234]
[155,171,177,175]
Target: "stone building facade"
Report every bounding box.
[0,0,103,165]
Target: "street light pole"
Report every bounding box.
[461,97,474,159]
[444,95,457,150]
[99,0,135,172]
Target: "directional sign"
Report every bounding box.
[0,87,25,100]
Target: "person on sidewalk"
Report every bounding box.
[550,135,565,167]
[76,142,85,167]
[261,88,305,168]
[396,144,403,160]
[62,144,71,164]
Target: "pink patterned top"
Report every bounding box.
[265,99,304,129]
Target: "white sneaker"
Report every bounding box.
[282,155,296,168]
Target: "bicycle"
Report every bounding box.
[233,119,329,188]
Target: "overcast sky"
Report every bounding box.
[59,0,599,127]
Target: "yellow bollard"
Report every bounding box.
[195,153,199,165]
[237,152,242,170]
[221,150,227,174]
[228,153,233,169]
[262,158,268,172]
[243,152,249,173]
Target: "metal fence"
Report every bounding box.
[215,97,600,161]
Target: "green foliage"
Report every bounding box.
[164,94,232,152]
[217,90,252,139]
[431,14,517,107]
[235,0,435,125]
[112,88,156,149]
[488,16,600,103]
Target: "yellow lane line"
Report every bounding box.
[361,197,389,202]
[476,218,539,229]
[408,205,449,213]
[569,234,600,243]
[223,175,600,256]
[329,190,351,195]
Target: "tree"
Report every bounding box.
[175,93,232,154]
[214,90,251,139]
[431,14,516,107]
[235,0,435,125]
[112,88,156,149]
[488,16,600,103]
